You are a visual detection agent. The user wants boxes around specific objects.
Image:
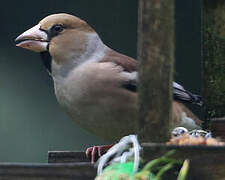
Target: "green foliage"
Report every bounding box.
[95,151,189,180]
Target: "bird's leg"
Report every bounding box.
[85,144,114,164]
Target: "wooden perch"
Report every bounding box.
[0,162,95,180]
[48,151,89,163]
[137,0,174,142]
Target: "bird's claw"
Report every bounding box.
[85,144,113,164]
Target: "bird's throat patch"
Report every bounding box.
[40,51,52,73]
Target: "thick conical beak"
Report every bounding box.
[15,24,49,52]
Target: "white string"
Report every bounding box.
[97,135,141,175]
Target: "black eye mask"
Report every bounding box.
[40,24,64,41]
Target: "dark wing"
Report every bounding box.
[122,79,203,106]
[173,82,203,106]
[122,77,137,92]
[122,80,203,106]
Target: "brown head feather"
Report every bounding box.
[39,13,94,32]
[38,13,96,65]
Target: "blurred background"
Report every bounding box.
[0,0,201,162]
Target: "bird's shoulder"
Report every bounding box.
[99,49,137,73]
[97,49,137,92]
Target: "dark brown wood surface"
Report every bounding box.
[202,0,225,121]
[0,162,96,180]
[48,151,89,163]
[137,0,174,142]
[211,119,225,141]
[142,143,225,180]
[49,146,225,180]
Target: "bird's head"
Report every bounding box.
[15,13,101,74]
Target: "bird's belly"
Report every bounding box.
[55,82,138,141]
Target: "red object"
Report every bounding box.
[85,144,114,163]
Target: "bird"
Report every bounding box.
[15,13,202,162]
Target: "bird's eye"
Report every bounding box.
[47,24,64,39]
[51,24,64,34]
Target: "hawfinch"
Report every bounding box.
[15,13,202,159]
